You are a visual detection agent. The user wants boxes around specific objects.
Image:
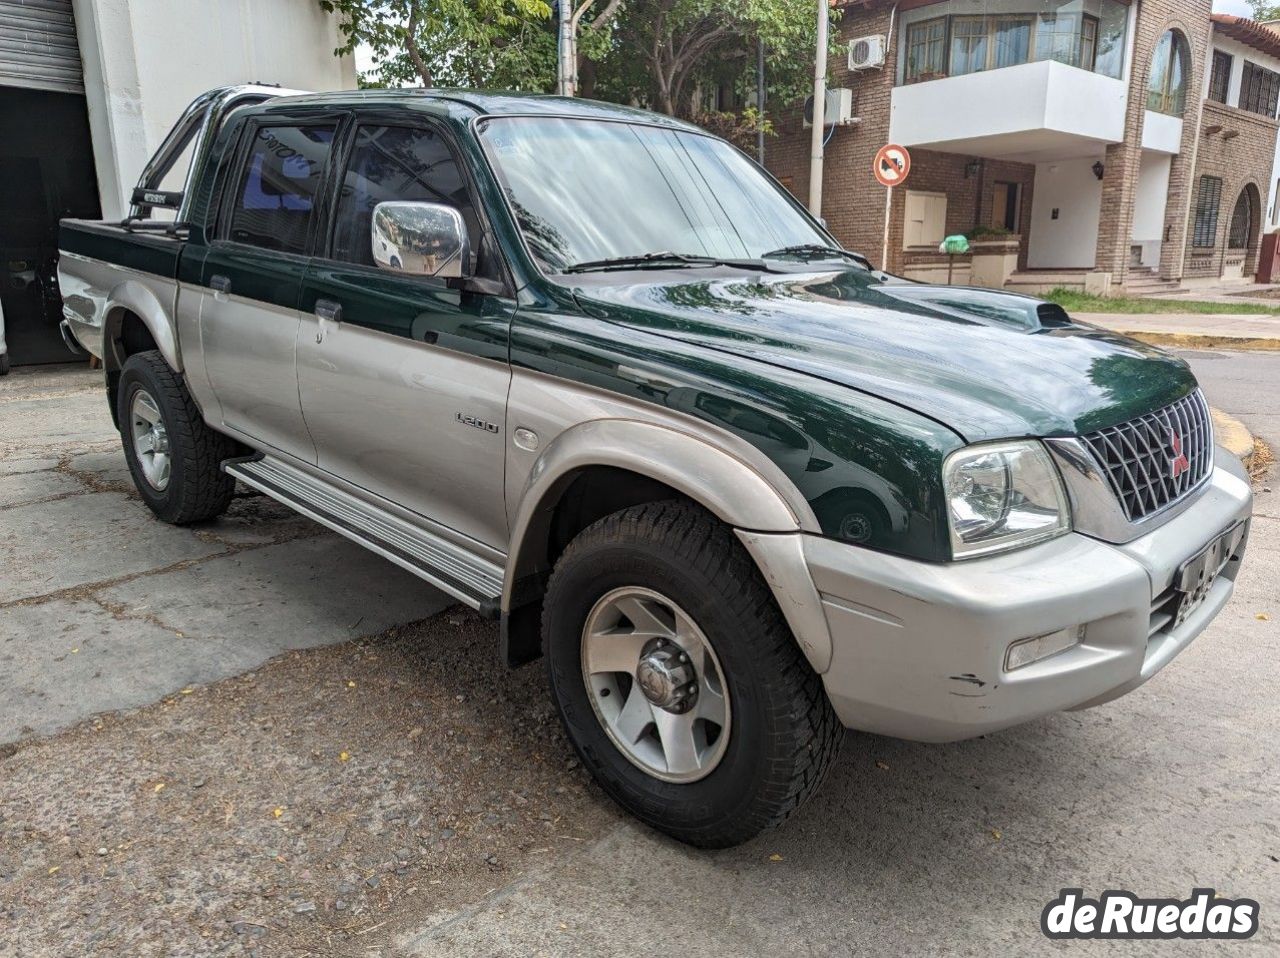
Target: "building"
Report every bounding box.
[767,0,1280,296]
[0,0,355,366]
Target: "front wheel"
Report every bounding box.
[543,500,843,848]
[118,350,236,524]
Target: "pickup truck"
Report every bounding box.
[59,86,1253,848]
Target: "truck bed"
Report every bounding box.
[59,219,187,279]
[58,219,189,362]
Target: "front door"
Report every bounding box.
[296,120,513,549]
[197,121,338,461]
[992,181,1019,232]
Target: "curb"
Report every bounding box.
[1210,407,1256,469]
[1119,331,1280,352]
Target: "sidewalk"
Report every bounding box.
[1075,311,1280,350]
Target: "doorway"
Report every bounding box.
[992,181,1021,232]
[0,86,102,365]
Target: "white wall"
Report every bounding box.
[1027,158,1104,268]
[73,0,356,218]
[890,59,1127,154]
[1131,151,1172,268]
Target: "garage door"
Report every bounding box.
[0,0,83,94]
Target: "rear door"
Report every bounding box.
[195,117,342,460]
[296,116,514,549]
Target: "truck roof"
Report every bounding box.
[253,88,701,131]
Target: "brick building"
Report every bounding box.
[766,0,1280,294]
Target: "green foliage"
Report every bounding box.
[1246,1,1280,22]
[967,225,1014,239]
[597,0,830,115]
[319,0,554,89]
[319,0,834,127]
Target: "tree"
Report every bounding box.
[320,0,555,89]
[596,0,824,117]
[319,0,831,128]
[565,0,626,98]
[1247,1,1280,21]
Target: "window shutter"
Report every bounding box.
[0,0,83,94]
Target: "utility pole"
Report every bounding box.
[807,0,829,216]
[558,0,576,96]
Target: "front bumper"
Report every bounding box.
[804,448,1253,742]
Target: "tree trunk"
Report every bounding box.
[404,2,433,87]
[577,56,598,99]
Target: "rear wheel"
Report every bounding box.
[543,500,843,848]
[118,351,236,524]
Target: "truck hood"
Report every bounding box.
[570,268,1197,442]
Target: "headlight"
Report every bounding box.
[944,440,1070,558]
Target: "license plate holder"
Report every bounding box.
[1173,521,1245,626]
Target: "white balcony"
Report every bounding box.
[1141,110,1183,154]
[888,60,1128,162]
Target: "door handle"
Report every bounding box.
[314,298,342,343]
[315,299,343,322]
[210,274,231,294]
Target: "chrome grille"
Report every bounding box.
[1080,390,1213,522]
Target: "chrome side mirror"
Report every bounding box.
[371,201,472,279]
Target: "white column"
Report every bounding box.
[72,0,147,220]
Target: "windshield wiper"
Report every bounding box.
[762,244,870,268]
[562,251,775,274]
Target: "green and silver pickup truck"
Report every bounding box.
[59,86,1252,848]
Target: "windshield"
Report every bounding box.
[478,116,833,273]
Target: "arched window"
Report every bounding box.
[1229,187,1256,249]
[1147,31,1190,116]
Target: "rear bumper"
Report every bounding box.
[804,448,1253,742]
[59,318,88,356]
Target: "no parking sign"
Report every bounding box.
[875,144,912,269]
[873,144,911,188]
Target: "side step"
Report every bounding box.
[225,456,503,616]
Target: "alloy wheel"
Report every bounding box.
[129,388,171,491]
[580,586,731,783]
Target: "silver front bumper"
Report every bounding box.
[804,448,1253,742]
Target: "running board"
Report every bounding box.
[225,456,503,616]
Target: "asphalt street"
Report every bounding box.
[0,351,1276,956]
[1181,348,1280,450]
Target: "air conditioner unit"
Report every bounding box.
[848,35,887,71]
[803,88,857,128]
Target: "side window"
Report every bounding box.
[226,125,335,253]
[332,125,477,267]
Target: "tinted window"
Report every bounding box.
[332,125,475,266]
[227,125,335,253]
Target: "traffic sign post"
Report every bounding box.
[873,144,911,188]
[874,144,911,272]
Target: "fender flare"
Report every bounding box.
[103,279,181,372]
[503,418,834,672]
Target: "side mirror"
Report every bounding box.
[371,201,472,279]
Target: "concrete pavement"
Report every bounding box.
[0,356,1276,956]
[1077,311,1280,350]
[0,364,452,743]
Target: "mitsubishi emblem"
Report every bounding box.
[1169,430,1190,480]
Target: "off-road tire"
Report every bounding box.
[543,499,843,848]
[118,350,236,524]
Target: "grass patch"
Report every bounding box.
[1045,288,1280,315]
